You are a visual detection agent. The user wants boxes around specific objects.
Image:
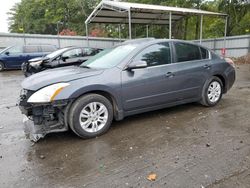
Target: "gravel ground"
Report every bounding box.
[0,65,250,188]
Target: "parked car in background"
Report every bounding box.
[19,39,235,141]
[22,46,103,77]
[0,45,57,71]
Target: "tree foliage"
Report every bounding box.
[8,0,250,39]
[8,0,99,35]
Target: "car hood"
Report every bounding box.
[28,56,49,62]
[22,66,104,91]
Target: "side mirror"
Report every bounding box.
[126,60,147,71]
[62,56,69,61]
[5,51,10,55]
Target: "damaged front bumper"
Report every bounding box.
[19,89,72,142]
[23,116,46,142]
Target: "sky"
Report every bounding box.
[0,0,21,33]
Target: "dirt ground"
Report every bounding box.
[0,65,250,188]
[234,53,250,65]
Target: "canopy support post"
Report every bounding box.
[169,12,172,39]
[224,16,228,49]
[128,9,132,39]
[199,15,203,44]
[118,24,121,41]
[146,25,149,38]
[85,23,89,47]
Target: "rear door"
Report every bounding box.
[23,45,41,62]
[169,42,212,100]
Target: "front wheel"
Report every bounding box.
[69,94,113,138]
[200,76,223,107]
[0,62,4,71]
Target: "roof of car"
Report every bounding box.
[24,44,56,46]
[120,38,207,49]
[59,46,102,50]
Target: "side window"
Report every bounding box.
[174,42,201,62]
[200,47,209,59]
[84,48,95,56]
[8,46,23,54]
[133,43,171,67]
[62,48,82,59]
[41,45,56,52]
[24,46,39,53]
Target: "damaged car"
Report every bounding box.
[18,38,235,142]
[22,46,102,77]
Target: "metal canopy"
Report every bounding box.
[85,0,227,45]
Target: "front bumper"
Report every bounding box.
[21,62,42,77]
[18,89,71,142]
[23,116,45,142]
[21,62,31,77]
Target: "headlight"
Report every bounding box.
[30,60,43,67]
[27,83,70,103]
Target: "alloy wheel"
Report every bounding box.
[207,81,221,103]
[79,102,108,133]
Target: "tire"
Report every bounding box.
[69,94,113,138]
[200,76,223,107]
[0,62,4,71]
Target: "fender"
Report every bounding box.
[55,83,124,120]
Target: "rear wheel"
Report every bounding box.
[69,94,113,138]
[200,76,223,107]
[0,62,4,71]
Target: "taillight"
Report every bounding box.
[225,57,235,68]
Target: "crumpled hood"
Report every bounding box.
[28,57,44,63]
[22,66,104,91]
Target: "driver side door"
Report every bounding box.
[121,42,175,111]
[3,46,24,68]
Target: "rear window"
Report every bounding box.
[41,45,56,52]
[174,42,201,62]
[24,46,39,53]
[200,47,209,59]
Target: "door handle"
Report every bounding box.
[165,72,175,78]
[203,64,211,69]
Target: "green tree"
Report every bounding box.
[8,0,100,35]
[8,0,250,38]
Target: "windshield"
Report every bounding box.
[81,44,137,69]
[46,48,69,59]
[0,46,15,54]
[0,46,12,54]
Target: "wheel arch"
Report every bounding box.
[69,89,123,121]
[213,74,226,93]
[0,60,5,70]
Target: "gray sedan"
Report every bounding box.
[19,39,235,141]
